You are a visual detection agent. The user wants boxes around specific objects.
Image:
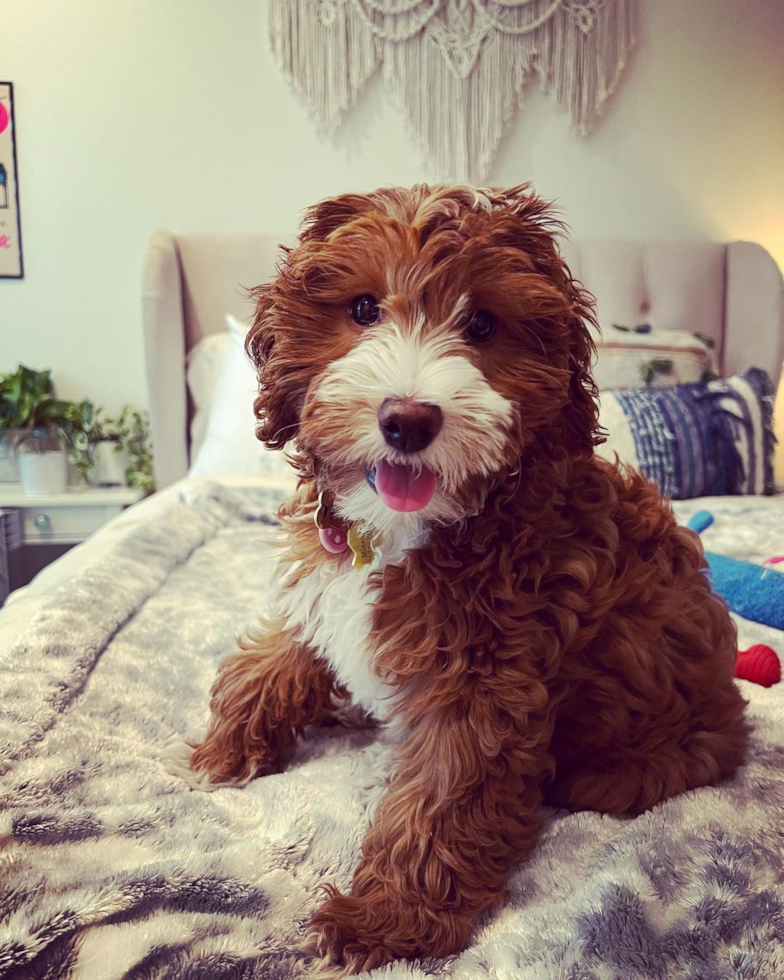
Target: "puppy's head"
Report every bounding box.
[248,185,599,531]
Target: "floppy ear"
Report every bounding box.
[487,184,602,456]
[246,279,302,451]
[561,296,602,455]
[245,194,380,451]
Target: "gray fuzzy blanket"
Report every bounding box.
[1,484,783,980]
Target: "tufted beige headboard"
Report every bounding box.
[142,232,784,489]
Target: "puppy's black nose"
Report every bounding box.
[378,398,443,454]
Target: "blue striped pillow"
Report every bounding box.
[596,368,776,498]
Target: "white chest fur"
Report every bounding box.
[277,544,407,721]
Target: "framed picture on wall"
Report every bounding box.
[0,82,23,279]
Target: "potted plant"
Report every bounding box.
[0,365,80,494]
[88,409,127,487]
[0,366,155,493]
[0,365,43,481]
[88,406,154,492]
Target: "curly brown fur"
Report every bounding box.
[189,184,749,974]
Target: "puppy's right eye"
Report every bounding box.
[350,295,380,326]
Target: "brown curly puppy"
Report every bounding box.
[188,185,749,974]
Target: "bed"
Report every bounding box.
[0,234,782,979]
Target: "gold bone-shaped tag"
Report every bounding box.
[347,525,381,569]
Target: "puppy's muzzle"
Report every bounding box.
[378,397,443,454]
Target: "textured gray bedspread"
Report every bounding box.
[1,484,782,980]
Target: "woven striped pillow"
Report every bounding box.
[596,368,776,499]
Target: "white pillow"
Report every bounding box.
[188,315,295,483]
[591,324,716,390]
[187,332,235,460]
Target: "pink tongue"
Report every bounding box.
[375,460,437,513]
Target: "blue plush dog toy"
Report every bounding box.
[687,510,784,631]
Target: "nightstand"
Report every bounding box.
[0,485,145,604]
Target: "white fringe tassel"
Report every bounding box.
[268,0,637,183]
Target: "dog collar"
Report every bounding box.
[314,490,381,569]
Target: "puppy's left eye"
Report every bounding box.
[350,295,380,326]
[465,309,496,343]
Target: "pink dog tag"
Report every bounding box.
[319,525,349,554]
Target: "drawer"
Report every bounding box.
[21,503,125,545]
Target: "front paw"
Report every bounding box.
[309,892,397,974]
[308,890,471,974]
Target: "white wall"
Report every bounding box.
[1,0,782,414]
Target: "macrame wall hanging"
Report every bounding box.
[268,0,637,184]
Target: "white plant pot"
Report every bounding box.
[91,441,129,486]
[19,450,68,495]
